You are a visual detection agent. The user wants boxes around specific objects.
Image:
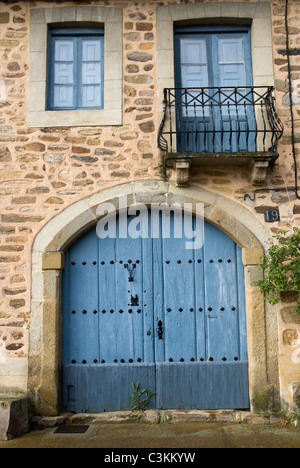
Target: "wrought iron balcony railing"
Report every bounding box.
[158,86,283,155]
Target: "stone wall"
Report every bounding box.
[271,0,300,411]
[0,0,299,413]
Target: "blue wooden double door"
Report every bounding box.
[62,213,249,412]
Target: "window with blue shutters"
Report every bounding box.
[48,28,104,111]
[173,25,255,153]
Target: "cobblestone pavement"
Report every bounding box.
[1,420,300,449]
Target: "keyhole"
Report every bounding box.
[157,320,163,340]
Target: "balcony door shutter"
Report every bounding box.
[180,37,209,89]
[175,25,254,153]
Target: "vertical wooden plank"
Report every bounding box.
[115,214,144,362]
[194,216,206,361]
[98,214,149,363]
[98,228,117,363]
[142,212,155,363]
[236,245,248,361]
[204,222,240,362]
[115,219,134,362]
[161,211,197,362]
[152,210,164,364]
[65,228,99,365]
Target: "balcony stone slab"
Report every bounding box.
[164,152,279,187]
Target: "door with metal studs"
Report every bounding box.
[62,213,249,412]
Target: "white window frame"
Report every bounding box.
[28,6,122,127]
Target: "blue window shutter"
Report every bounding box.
[48,29,104,110]
[80,38,103,108]
[52,38,75,109]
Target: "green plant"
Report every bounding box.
[254,227,300,314]
[129,381,156,412]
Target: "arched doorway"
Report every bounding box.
[61,211,249,412]
[29,181,279,416]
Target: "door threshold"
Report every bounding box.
[61,409,283,426]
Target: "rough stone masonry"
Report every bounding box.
[0,0,299,418]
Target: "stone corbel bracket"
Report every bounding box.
[251,156,275,186]
[173,159,191,187]
[165,153,278,187]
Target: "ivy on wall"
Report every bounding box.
[255,228,300,314]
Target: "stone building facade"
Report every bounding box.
[0,0,299,418]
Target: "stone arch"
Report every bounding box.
[29,181,279,415]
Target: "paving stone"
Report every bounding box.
[0,397,29,441]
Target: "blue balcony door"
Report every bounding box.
[175,25,255,153]
[62,213,249,413]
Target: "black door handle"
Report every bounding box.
[157,320,163,340]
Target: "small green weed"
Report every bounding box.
[129,381,156,412]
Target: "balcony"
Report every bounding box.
[158,86,284,186]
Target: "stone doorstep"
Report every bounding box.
[1,403,295,440]
[35,409,289,429]
[0,396,29,441]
